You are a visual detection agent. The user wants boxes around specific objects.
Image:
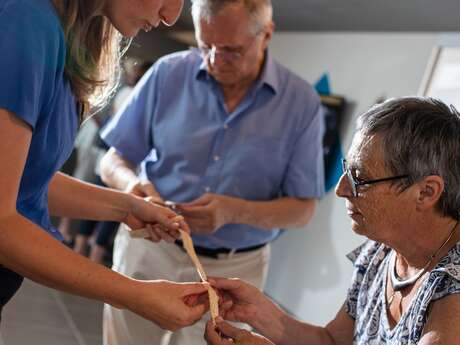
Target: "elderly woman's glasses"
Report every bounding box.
[341,159,409,197]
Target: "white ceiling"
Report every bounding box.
[130,0,460,59]
[172,0,460,31]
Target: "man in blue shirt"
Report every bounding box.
[100,0,324,344]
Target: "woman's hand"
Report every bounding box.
[124,195,190,243]
[123,279,210,331]
[204,319,275,345]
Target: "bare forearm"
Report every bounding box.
[250,299,333,345]
[232,197,316,230]
[100,148,140,191]
[276,316,334,345]
[0,212,131,308]
[48,172,132,221]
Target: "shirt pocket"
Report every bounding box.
[224,137,289,198]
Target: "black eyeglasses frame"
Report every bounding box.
[341,159,409,197]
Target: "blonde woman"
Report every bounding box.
[0,0,209,331]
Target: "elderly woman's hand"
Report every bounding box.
[209,277,267,326]
[205,319,275,345]
[210,277,287,343]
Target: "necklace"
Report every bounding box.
[388,220,459,303]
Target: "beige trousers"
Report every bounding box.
[103,224,270,345]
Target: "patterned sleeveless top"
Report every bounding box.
[346,240,460,344]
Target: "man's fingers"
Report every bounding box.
[142,183,160,198]
[178,194,211,207]
[147,197,165,205]
[176,207,211,219]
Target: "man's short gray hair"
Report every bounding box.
[191,0,273,35]
[357,97,460,220]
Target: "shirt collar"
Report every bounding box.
[193,48,279,94]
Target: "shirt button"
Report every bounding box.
[213,155,220,161]
[204,186,211,192]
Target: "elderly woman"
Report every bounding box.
[205,97,460,345]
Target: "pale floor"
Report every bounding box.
[0,279,103,345]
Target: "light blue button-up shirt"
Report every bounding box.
[102,49,324,249]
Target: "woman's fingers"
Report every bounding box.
[154,224,177,243]
[146,224,161,242]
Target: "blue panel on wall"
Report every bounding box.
[315,73,331,96]
[315,74,344,193]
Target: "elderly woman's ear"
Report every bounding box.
[415,175,445,211]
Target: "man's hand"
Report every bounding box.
[126,179,163,202]
[177,194,242,235]
[205,319,275,345]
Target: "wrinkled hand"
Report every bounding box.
[177,194,241,235]
[205,319,275,345]
[124,195,190,243]
[208,278,266,326]
[125,280,209,331]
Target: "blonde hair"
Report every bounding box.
[53,0,130,116]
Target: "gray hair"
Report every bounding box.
[357,97,460,220]
[191,0,273,35]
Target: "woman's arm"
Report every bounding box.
[49,172,162,222]
[0,108,207,330]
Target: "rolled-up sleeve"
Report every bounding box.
[101,64,160,165]
[282,98,325,199]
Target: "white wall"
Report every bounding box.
[265,32,439,325]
